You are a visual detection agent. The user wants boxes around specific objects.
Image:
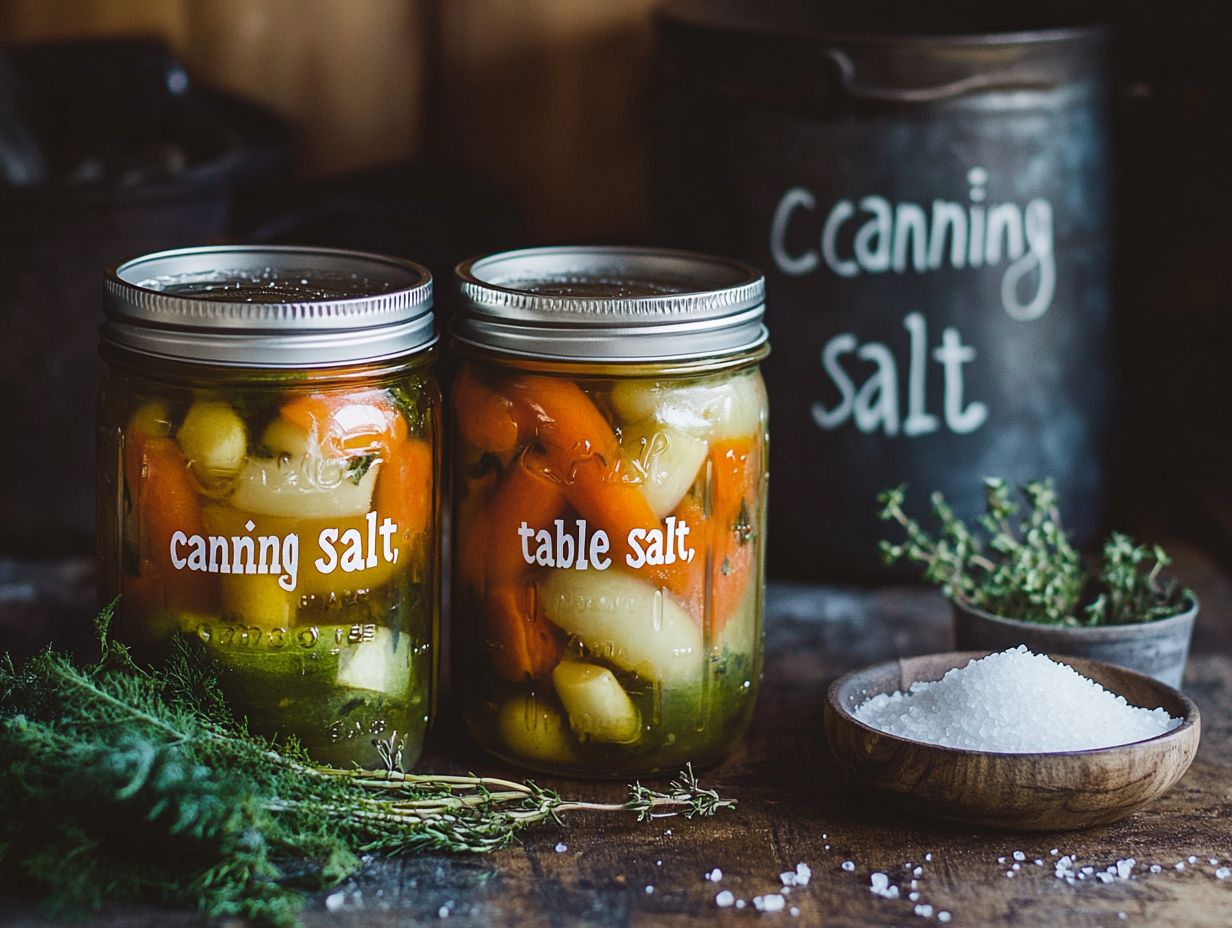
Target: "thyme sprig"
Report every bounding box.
[0,605,735,926]
[878,478,1190,626]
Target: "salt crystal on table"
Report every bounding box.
[1013,851,1026,861]
[1189,856,1198,864]
[938,912,952,923]
[915,904,934,918]
[715,890,735,908]
[1217,868,1231,880]
[853,647,1181,752]
[842,861,856,872]
[755,894,786,912]
[1150,865,1162,874]
[795,863,812,886]
[555,843,567,853]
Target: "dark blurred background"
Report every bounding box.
[0,0,1227,581]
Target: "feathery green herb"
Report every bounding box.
[0,605,735,926]
[877,478,1190,626]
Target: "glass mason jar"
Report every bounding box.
[450,246,769,777]
[97,246,440,769]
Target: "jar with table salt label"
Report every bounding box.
[450,246,769,777]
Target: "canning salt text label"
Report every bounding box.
[167,510,400,592]
[768,167,1054,438]
[517,517,695,571]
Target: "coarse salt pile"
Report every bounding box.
[854,647,1181,752]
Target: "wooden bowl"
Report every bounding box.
[824,651,1201,831]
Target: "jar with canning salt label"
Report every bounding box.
[451,246,769,777]
[97,246,440,769]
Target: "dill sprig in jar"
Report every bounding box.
[97,245,440,769]
[450,246,769,777]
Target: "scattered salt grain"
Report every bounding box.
[853,647,1181,752]
[736,899,747,909]
[925,853,933,862]
[938,912,952,923]
[795,863,812,886]
[1211,858,1220,866]
[913,866,923,878]
[1116,859,1135,880]
[755,894,786,912]
[715,890,735,908]
[1150,865,1162,874]
[438,906,450,919]
[790,906,800,917]
[325,892,346,913]
[555,843,567,853]
[1035,859,1044,867]
[842,860,856,872]
[781,871,797,887]
[1013,851,1026,861]
[1217,868,1231,880]
[706,868,723,883]
[869,873,900,899]
[909,892,920,902]
[915,904,934,918]
[1189,856,1198,864]
[1050,849,1059,856]
[645,885,654,895]
[1175,862,1185,871]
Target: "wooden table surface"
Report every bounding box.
[2,541,1230,928]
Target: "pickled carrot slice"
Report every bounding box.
[374,438,434,547]
[127,435,217,613]
[504,375,659,565]
[280,389,408,458]
[453,366,522,454]
[649,436,761,633]
[479,457,567,681]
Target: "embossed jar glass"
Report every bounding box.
[97,246,440,769]
[450,246,769,777]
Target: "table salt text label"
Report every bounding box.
[168,510,401,593]
[517,517,695,571]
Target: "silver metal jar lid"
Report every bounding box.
[452,246,766,362]
[102,245,435,368]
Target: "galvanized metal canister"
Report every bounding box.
[654,4,1114,579]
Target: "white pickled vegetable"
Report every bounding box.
[610,372,765,441]
[552,660,641,743]
[336,628,410,694]
[541,570,702,685]
[177,400,247,485]
[620,420,708,519]
[497,696,579,764]
[228,454,378,518]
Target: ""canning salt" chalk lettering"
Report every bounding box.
[768,167,1055,322]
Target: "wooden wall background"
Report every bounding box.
[0,0,658,238]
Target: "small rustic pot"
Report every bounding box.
[951,596,1198,689]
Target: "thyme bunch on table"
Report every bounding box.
[0,606,734,926]
[877,478,1190,626]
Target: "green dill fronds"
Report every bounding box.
[0,621,736,926]
[877,478,1190,626]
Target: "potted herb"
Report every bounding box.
[877,479,1197,687]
